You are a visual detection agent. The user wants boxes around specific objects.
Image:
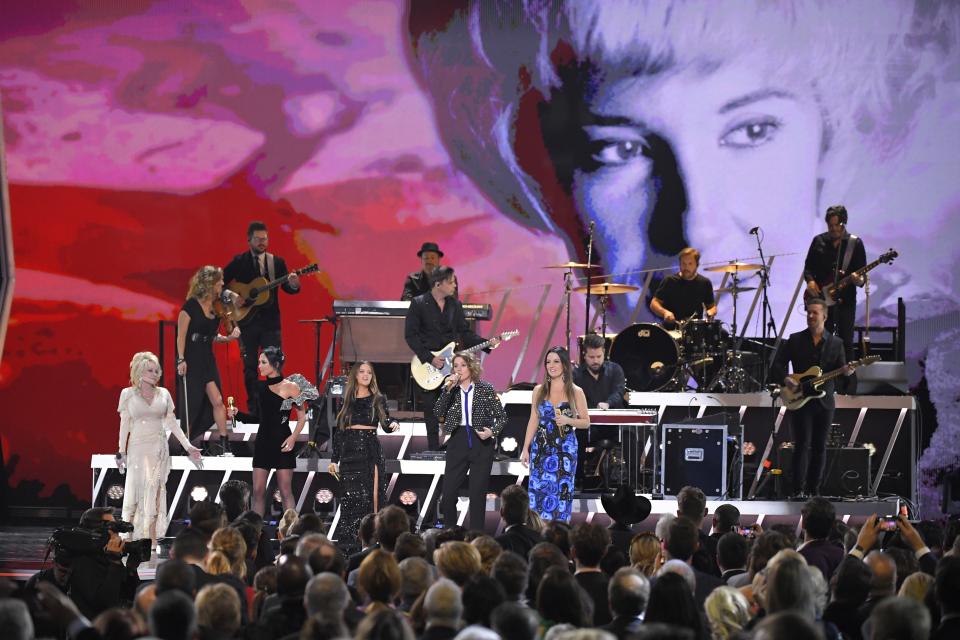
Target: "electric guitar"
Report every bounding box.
[225,263,319,325]
[779,355,880,410]
[411,330,519,390]
[808,249,898,307]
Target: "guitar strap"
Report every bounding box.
[266,253,276,281]
[841,235,858,273]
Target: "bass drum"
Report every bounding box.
[609,323,680,392]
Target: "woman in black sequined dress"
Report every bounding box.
[329,361,399,552]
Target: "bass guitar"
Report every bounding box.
[225,263,319,325]
[411,330,519,390]
[808,249,898,306]
[779,355,880,410]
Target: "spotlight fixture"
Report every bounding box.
[189,486,208,502]
[399,490,418,506]
[106,484,124,502]
[315,489,334,504]
[500,437,518,453]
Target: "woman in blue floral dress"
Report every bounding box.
[520,346,590,522]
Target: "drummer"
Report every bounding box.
[650,247,717,326]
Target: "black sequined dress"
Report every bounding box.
[333,394,392,553]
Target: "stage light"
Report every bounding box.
[500,437,518,453]
[399,490,418,506]
[742,441,756,456]
[315,489,334,504]
[273,489,283,504]
[189,486,208,502]
[106,484,124,503]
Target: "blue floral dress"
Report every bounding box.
[529,401,578,522]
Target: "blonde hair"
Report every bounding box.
[471,535,503,575]
[434,541,483,586]
[129,351,161,388]
[628,532,662,578]
[453,352,483,383]
[209,527,247,579]
[205,550,233,576]
[705,586,752,640]
[186,265,223,301]
[277,508,298,540]
[196,582,241,632]
[898,571,934,603]
[527,510,545,534]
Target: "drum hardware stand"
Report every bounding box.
[584,221,596,354]
[565,265,573,354]
[752,227,777,386]
[707,270,760,392]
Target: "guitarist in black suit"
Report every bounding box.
[803,205,866,366]
[404,265,494,451]
[773,298,852,499]
[223,221,300,412]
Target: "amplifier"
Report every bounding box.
[780,447,872,498]
[661,423,728,498]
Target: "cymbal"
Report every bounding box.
[703,262,763,273]
[544,261,598,270]
[715,285,758,294]
[572,283,639,295]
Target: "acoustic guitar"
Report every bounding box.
[226,263,319,325]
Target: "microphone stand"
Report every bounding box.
[752,229,776,386]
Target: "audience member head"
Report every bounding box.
[645,570,702,637]
[713,504,741,534]
[217,479,250,522]
[491,550,528,602]
[600,544,629,576]
[155,558,197,597]
[677,485,707,525]
[307,540,346,577]
[526,510,545,534]
[92,608,146,640]
[424,578,463,628]
[665,516,699,562]
[536,565,591,628]
[133,583,156,620]
[491,602,539,640]
[832,555,872,605]
[231,522,259,560]
[570,521,611,568]
[885,546,919,591]
[79,506,114,530]
[196,583,241,636]
[753,610,824,640]
[289,513,326,537]
[358,549,402,606]
[171,527,208,563]
[394,532,427,562]
[0,600,34,640]
[276,554,313,598]
[471,535,502,574]
[399,556,434,604]
[209,526,247,579]
[463,574,507,627]
[421,527,442,561]
[748,530,791,578]
[435,525,467,546]
[277,508,299,540]
[935,555,960,614]
[869,596,931,640]
[657,559,696,593]
[655,513,676,544]
[355,608,416,640]
[608,567,650,618]
[435,540,483,586]
[304,572,350,619]
[527,542,570,602]
[358,512,378,547]
[253,565,278,596]
[205,550,232,576]
[866,551,898,597]
[295,532,329,560]
[717,532,749,573]
[770,523,799,549]
[628,531,662,577]
[149,590,196,640]
[188,501,227,540]
[542,521,572,557]
[800,497,836,540]
[766,555,817,619]
[279,535,299,557]
[500,485,530,526]
[377,506,412,553]
[705,586,751,640]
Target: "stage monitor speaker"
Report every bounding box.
[661,423,728,498]
[780,447,872,498]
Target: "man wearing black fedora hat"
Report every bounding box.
[601,486,652,557]
[402,241,450,301]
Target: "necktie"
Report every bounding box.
[463,386,472,448]
[259,254,266,277]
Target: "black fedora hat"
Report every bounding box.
[601,486,652,525]
[417,242,444,257]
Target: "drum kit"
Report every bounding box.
[545,260,766,393]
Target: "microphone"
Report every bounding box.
[219,289,234,304]
[589,220,596,231]
[749,226,760,235]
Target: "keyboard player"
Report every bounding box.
[572,333,627,490]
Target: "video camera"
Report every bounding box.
[48,518,151,565]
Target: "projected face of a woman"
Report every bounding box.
[571,53,823,275]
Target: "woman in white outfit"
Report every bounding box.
[118,351,202,545]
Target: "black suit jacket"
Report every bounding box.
[576,571,612,626]
[435,380,507,436]
[346,544,379,574]
[402,271,431,301]
[495,525,543,559]
[223,251,299,330]
[404,292,483,365]
[773,328,846,410]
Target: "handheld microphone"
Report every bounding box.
[749,226,760,235]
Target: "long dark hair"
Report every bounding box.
[336,361,386,428]
[534,346,577,412]
[262,346,284,375]
[644,571,703,637]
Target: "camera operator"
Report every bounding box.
[62,507,144,619]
